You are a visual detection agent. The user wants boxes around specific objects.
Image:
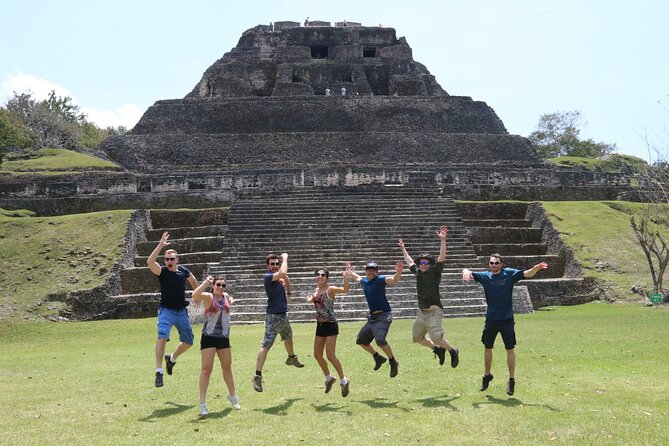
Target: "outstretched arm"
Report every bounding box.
[524,261,549,278]
[398,239,414,267]
[437,225,447,263]
[462,268,474,282]
[385,261,404,285]
[147,231,169,275]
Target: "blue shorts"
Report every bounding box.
[157,307,194,345]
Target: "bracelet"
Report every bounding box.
[286,292,292,295]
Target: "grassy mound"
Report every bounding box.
[1,148,120,174]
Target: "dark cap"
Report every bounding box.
[413,253,435,266]
[365,262,379,270]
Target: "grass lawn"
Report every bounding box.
[0,148,120,174]
[0,303,666,445]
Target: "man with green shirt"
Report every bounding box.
[399,225,459,368]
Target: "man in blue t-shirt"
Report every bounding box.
[462,254,548,396]
[252,252,304,393]
[147,231,199,388]
[350,261,403,378]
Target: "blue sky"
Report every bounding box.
[1,0,667,160]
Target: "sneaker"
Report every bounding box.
[433,346,446,366]
[449,347,460,368]
[340,379,350,398]
[389,358,399,378]
[252,374,263,392]
[227,394,241,409]
[506,378,515,396]
[155,372,163,388]
[373,354,387,371]
[480,374,494,391]
[199,402,208,417]
[285,355,305,368]
[324,376,336,394]
[165,354,175,375]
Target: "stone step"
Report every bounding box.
[456,202,530,219]
[145,225,227,240]
[119,264,209,295]
[136,236,225,256]
[149,208,229,228]
[472,243,548,256]
[462,219,532,228]
[134,252,220,266]
[467,227,543,244]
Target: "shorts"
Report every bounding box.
[356,311,393,346]
[412,307,445,343]
[157,307,194,345]
[316,321,339,337]
[200,334,231,350]
[261,313,293,348]
[481,318,516,349]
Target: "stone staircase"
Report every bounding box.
[209,188,497,323]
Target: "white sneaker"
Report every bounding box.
[227,394,241,410]
[199,402,208,417]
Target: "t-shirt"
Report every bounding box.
[409,261,444,309]
[158,265,191,309]
[264,271,288,314]
[472,268,525,320]
[360,275,391,313]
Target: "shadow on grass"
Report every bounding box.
[414,393,460,411]
[139,401,194,422]
[190,408,233,422]
[311,401,353,415]
[254,398,302,416]
[472,394,560,412]
[358,398,410,412]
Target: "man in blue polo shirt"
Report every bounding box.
[350,261,403,378]
[462,253,548,396]
[147,231,199,388]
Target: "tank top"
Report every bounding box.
[202,294,231,338]
[312,287,337,323]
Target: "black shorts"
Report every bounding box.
[481,318,516,349]
[316,321,339,337]
[200,334,231,350]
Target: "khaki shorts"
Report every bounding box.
[412,307,444,343]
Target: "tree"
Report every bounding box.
[0,107,36,165]
[528,110,617,158]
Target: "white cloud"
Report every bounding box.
[1,71,142,129]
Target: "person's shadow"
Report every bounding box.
[139,402,193,422]
[472,394,560,412]
[358,398,410,413]
[255,398,302,416]
[311,402,353,415]
[190,408,233,422]
[414,393,460,411]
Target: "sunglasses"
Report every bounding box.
[489,261,501,265]
[269,262,280,266]
[315,273,327,277]
[214,283,226,288]
[419,261,430,265]
[164,257,176,261]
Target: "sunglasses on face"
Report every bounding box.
[419,261,430,265]
[269,262,280,266]
[489,261,501,265]
[214,283,226,288]
[164,257,176,261]
[315,273,327,277]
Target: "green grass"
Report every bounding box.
[542,201,660,298]
[0,210,132,319]
[0,303,666,445]
[0,148,120,174]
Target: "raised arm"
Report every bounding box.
[192,275,213,307]
[437,225,447,263]
[398,239,413,267]
[147,231,169,276]
[272,253,289,281]
[330,261,352,296]
[524,261,549,278]
[385,261,404,286]
[283,274,292,303]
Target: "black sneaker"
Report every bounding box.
[506,378,515,396]
[480,374,493,391]
[341,379,350,397]
[165,354,175,375]
[389,358,399,378]
[449,347,460,368]
[433,346,446,366]
[155,372,163,388]
[324,376,336,394]
[373,354,387,371]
